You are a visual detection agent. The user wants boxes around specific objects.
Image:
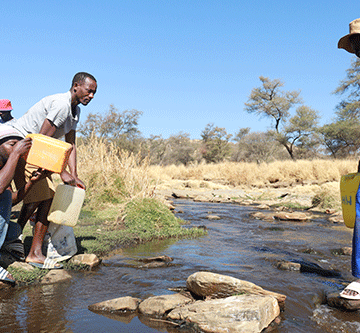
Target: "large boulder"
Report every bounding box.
[168,294,280,333]
[138,293,192,316]
[186,272,286,308]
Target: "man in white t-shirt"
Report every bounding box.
[11,72,97,268]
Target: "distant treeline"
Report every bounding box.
[78,58,360,165]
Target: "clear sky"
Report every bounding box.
[1,0,360,139]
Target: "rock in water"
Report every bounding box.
[186,271,286,308]
[168,294,280,333]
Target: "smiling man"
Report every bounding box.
[10,72,97,268]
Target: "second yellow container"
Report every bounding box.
[25,133,73,173]
[47,184,85,227]
[340,172,360,228]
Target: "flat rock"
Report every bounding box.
[138,255,173,263]
[257,204,271,210]
[206,215,221,220]
[193,195,211,202]
[88,296,141,312]
[273,212,309,221]
[186,272,286,309]
[138,293,193,316]
[249,212,274,221]
[327,292,360,311]
[9,261,34,271]
[276,260,301,271]
[168,294,280,333]
[70,254,101,270]
[41,270,72,285]
[339,247,352,256]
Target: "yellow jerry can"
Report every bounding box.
[340,172,360,228]
[25,133,73,173]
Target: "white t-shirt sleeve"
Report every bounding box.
[46,99,69,128]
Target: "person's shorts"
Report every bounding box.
[17,164,55,204]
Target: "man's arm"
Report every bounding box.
[39,119,85,188]
[65,129,85,189]
[0,140,31,194]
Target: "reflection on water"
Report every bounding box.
[0,199,359,332]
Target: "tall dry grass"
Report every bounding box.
[148,159,358,187]
[77,136,153,208]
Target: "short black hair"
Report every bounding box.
[71,72,97,88]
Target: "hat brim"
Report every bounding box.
[338,33,360,53]
[0,135,24,146]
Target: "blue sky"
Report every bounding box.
[1,0,359,139]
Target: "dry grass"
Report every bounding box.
[77,136,154,208]
[148,160,358,186]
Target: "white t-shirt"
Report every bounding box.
[12,91,80,139]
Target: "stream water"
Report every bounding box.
[0,199,360,333]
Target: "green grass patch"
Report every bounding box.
[7,266,48,285]
[73,198,206,256]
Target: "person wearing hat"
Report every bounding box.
[0,99,14,124]
[338,18,360,300]
[0,125,54,284]
[10,72,96,268]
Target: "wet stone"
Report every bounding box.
[70,254,101,270]
[327,292,360,311]
[273,212,310,221]
[276,260,301,271]
[88,296,141,313]
[206,215,221,220]
[41,270,72,285]
[138,293,193,316]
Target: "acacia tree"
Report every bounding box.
[201,123,232,163]
[79,105,143,140]
[319,58,360,157]
[245,76,319,159]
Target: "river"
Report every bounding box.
[0,199,359,332]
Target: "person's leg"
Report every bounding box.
[0,190,16,283]
[25,199,51,264]
[341,184,360,298]
[0,190,12,249]
[17,202,40,230]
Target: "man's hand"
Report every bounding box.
[60,170,86,189]
[29,168,51,184]
[13,138,32,157]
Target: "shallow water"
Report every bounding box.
[1,199,360,332]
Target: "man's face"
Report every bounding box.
[350,34,360,58]
[74,77,97,106]
[0,111,12,122]
[0,139,19,167]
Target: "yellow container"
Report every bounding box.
[340,172,360,228]
[25,134,73,173]
[47,184,85,227]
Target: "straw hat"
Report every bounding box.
[0,99,12,111]
[338,18,360,53]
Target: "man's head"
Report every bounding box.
[338,18,360,58]
[0,99,14,122]
[0,125,24,167]
[71,72,97,106]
